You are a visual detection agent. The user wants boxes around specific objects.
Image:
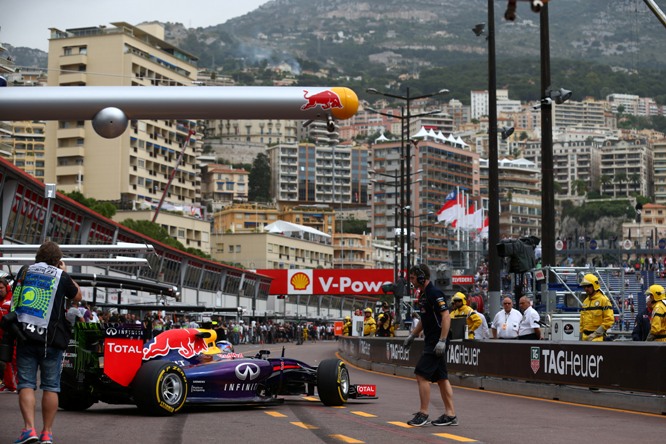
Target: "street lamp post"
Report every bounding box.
[473,1,501,317]
[366,87,448,278]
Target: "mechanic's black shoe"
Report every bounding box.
[407,411,429,427]
[432,415,458,426]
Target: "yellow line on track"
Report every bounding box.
[387,421,413,428]
[329,434,365,443]
[291,422,319,430]
[264,410,287,418]
[350,411,377,417]
[432,432,478,442]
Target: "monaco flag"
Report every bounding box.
[436,189,462,223]
[478,216,489,239]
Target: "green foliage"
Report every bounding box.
[120,219,183,249]
[561,200,632,225]
[340,217,368,235]
[63,191,117,218]
[248,153,271,202]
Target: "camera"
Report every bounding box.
[0,311,27,362]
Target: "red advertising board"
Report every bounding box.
[451,275,475,285]
[257,269,394,296]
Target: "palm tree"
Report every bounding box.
[629,172,640,195]
[572,179,588,196]
[614,172,627,197]
[599,174,612,196]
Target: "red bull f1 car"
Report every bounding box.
[60,323,377,415]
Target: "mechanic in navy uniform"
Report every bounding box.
[403,264,457,427]
[631,295,653,341]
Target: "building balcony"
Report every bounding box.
[57,146,85,157]
[58,71,87,85]
[56,164,83,176]
[61,54,88,65]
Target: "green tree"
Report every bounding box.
[614,172,627,195]
[572,179,588,196]
[248,152,271,202]
[120,219,183,249]
[629,173,640,195]
[64,191,116,218]
[599,174,612,195]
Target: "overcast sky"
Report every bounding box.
[0,0,272,51]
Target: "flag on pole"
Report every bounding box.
[436,189,462,223]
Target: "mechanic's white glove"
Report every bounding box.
[594,326,606,337]
[403,334,415,349]
[434,339,447,357]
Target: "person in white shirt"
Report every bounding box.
[491,298,522,339]
[517,296,541,340]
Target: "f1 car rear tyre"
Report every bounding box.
[316,358,349,406]
[58,388,96,411]
[132,360,187,416]
[58,371,96,411]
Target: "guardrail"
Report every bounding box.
[338,336,666,414]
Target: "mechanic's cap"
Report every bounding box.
[364,307,372,314]
[344,315,351,320]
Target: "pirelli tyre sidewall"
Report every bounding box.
[316,358,349,406]
[132,360,187,416]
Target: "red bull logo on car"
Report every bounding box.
[143,328,208,360]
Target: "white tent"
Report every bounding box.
[435,131,447,142]
[412,126,430,139]
[375,133,389,143]
[264,220,331,238]
[455,136,469,147]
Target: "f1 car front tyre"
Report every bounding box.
[132,360,187,416]
[316,358,349,406]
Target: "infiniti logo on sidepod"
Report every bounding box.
[235,363,260,381]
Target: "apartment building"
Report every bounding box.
[200,163,249,208]
[553,140,601,199]
[210,224,334,270]
[267,142,369,208]
[0,121,47,181]
[46,22,202,208]
[599,139,652,198]
[371,139,480,270]
[479,158,542,239]
[653,140,666,206]
[553,99,607,129]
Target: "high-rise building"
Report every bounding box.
[46,22,202,207]
[267,141,369,208]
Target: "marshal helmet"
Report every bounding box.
[579,273,600,292]
[646,284,665,302]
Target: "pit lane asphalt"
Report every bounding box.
[1,340,662,444]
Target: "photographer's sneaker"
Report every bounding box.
[432,414,458,426]
[14,428,38,444]
[407,411,429,427]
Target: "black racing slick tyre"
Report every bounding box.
[316,358,349,406]
[58,370,95,411]
[132,360,187,416]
